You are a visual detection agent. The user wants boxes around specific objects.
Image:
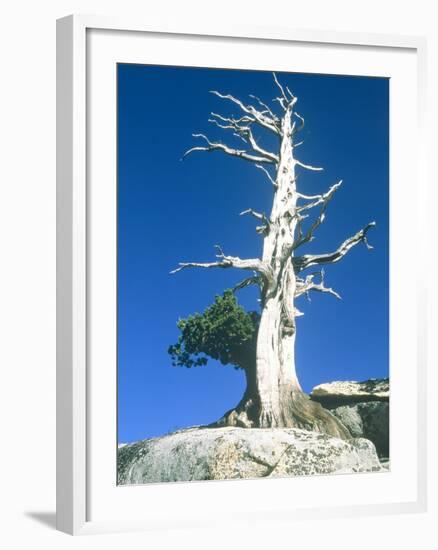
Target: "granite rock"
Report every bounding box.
[118,426,383,485]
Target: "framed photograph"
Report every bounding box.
[57,15,427,535]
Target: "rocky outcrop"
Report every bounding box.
[330,402,389,457]
[310,378,389,406]
[118,426,383,485]
[310,378,389,458]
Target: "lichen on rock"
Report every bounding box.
[117,426,383,485]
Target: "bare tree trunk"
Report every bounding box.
[256,101,299,427]
[251,104,349,438]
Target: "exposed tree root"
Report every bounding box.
[210,386,350,440]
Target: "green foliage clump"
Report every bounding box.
[168,290,259,370]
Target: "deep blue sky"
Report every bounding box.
[117,64,389,444]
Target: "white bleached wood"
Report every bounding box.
[232,275,261,293]
[293,112,305,133]
[297,180,342,212]
[295,221,376,271]
[210,90,280,134]
[255,163,277,187]
[295,159,324,171]
[295,270,342,301]
[171,245,274,282]
[183,133,276,164]
[293,181,343,249]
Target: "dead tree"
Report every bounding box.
[171,74,375,438]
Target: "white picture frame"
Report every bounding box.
[56,14,428,535]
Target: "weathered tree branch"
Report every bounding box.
[207,111,279,163]
[249,94,279,122]
[183,134,275,164]
[294,212,309,243]
[292,181,343,250]
[208,114,250,144]
[293,212,326,251]
[295,270,341,301]
[210,90,280,134]
[171,245,274,282]
[293,112,305,134]
[232,275,262,293]
[272,73,297,111]
[207,117,240,132]
[297,181,342,214]
[243,127,279,163]
[295,159,324,172]
[255,164,277,187]
[240,208,266,221]
[209,112,253,127]
[294,222,376,272]
[240,208,271,235]
[273,72,288,101]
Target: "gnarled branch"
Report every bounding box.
[240,208,263,220]
[183,134,275,164]
[240,208,271,235]
[272,73,297,111]
[273,72,288,101]
[171,245,274,282]
[255,164,277,187]
[297,180,342,214]
[208,113,279,163]
[293,112,305,134]
[249,94,279,122]
[243,126,279,163]
[210,90,279,134]
[232,275,262,293]
[294,212,309,243]
[240,208,267,221]
[294,222,376,272]
[292,181,343,250]
[295,159,324,172]
[208,114,250,144]
[295,269,341,301]
[209,112,253,127]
